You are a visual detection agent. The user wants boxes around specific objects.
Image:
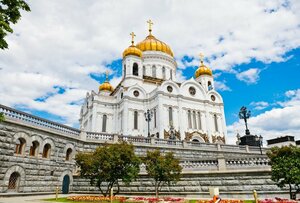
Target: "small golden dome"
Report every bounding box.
[99,71,114,92]
[99,81,114,92]
[123,45,142,58]
[136,34,174,57]
[195,54,213,78]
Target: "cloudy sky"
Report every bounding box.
[1,0,300,144]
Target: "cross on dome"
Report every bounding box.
[199,53,204,65]
[147,19,153,34]
[130,32,136,45]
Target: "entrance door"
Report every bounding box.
[62,175,70,194]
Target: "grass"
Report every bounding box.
[43,198,139,203]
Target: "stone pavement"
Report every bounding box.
[0,194,72,203]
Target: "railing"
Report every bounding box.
[0,104,80,136]
[155,138,183,146]
[86,132,114,141]
[118,135,151,144]
[186,141,219,150]
[226,157,269,169]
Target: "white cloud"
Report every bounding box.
[227,89,300,144]
[250,101,269,110]
[214,80,231,91]
[1,0,300,126]
[236,68,261,84]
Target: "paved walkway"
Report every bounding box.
[0,194,71,203]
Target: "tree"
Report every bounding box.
[143,150,182,197]
[75,142,140,197]
[0,0,30,49]
[0,112,4,122]
[267,145,300,200]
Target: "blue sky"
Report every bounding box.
[0,0,300,143]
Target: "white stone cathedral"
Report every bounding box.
[80,21,227,144]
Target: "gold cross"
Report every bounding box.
[147,19,154,34]
[130,32,136,45]
[105,70,109,81]
[199,53,204,64]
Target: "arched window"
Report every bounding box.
[170,69,173,80]
[29,141,39,157]
[162,67,166,79]
[168,107,173,126]
[198,112,202,130]
[124,65,126,77]
[8,172,20,191]
[66,148,73,161]
[208,81,213,90]
[134,111,138,130]
[154,108,157,128]
[152,65,156,78]
[214,114,218,132]
[143,66,146,75]
[42,144,51,158]
[102,114,107,132]
[193,111,197,129]
[188,110,192,128]
[15,138,26,155]
[133,63,138,76]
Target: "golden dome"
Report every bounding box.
[99,72,114,92]
[136,34,174,57]
[99,81,113,92]
[195,55,213,78]
[123,45,142,58]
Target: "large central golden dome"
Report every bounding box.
[136,34,174,57]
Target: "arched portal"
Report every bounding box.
[62,175,70,194]
[8,172,20,192]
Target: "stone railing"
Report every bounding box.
[0,104,80,136]
[86,132,114,141]
[118,135,151,144]
[226,157,269,169]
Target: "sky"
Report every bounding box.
[0,0,300,144]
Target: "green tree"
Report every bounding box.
[143,150,182,197]
[267,145,300,200]
[0,0,30,49]
[0,112,4,122]
[75,142,140,197]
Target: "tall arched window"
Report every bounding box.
[188,110,192,128]
[193,111,197,129]
[42,144,51,158]
[29,141,39,157]
[152,65,156,78]
[133,63,138,76]
[154,108,157,128]
[134,111,138,130]
[124,65,126,77]
[143,66,146,76]
[162,67,166,79]
[198,112,202,130]
[168,107,173,126]
[170,69,173,80]
[66,148,73,161]
[8,172,20,191]
[208,81,213,90]
[102,114,107,132]
[15,138,26,155]
[214,114,218,132]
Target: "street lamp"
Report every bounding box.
[144,109,153,137]
[255,135,263,155]
[239,106,251,135]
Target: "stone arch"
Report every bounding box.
[29,134,43,155]
[180,78,206,99]
[63,143,76,161]
[13,132,30,155]
[4,165,26,193]
[59,170,73,192]
[41,138,55,158]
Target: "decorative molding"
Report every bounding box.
[212,135,225,144]
[164,129,181,140]
[184,131,209,143]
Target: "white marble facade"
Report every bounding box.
[79,29,227,144]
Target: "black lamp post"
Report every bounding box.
[239,106,251,135]
[255,135,263,155]
[144,109,153,137]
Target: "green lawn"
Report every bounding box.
[44,198,124,203]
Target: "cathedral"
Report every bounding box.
[80,20,227,144]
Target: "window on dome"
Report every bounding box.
[133,63,138,76]
[102,114,107,132]
[162,67,166,79]
[170,69,173,80]
[152,65,156,78]
[208,81,213,90]
[124,65,126,77]
[188,110,192,129]
[134,111,138,130]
